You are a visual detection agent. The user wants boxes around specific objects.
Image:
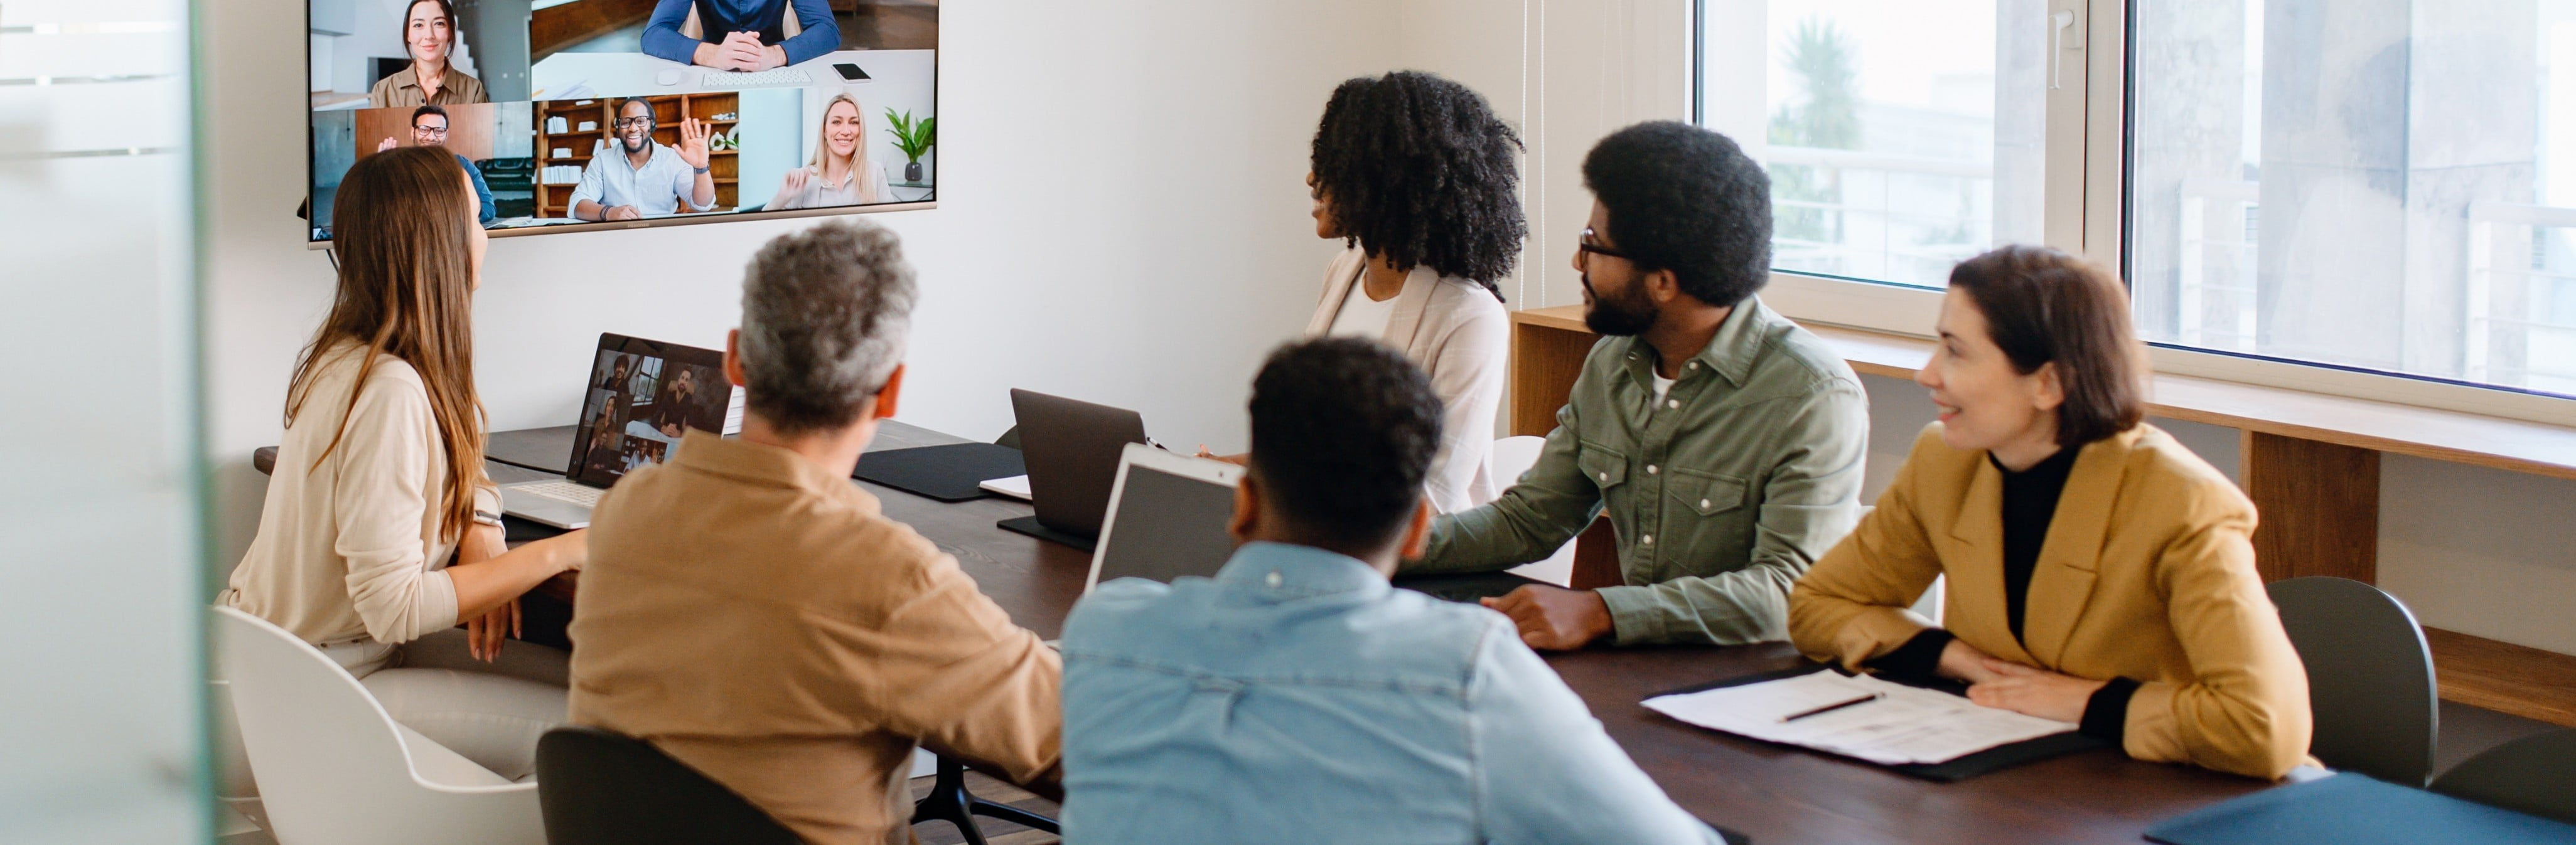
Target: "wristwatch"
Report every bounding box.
[692,166,711,174]
[473,509,505,528]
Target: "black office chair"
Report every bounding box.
[2430,728,2576,825]
[911,753,1061,845]
[2266,576,2440,785]
[532,726,801,845]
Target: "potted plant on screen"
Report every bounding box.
[886,109,935,183]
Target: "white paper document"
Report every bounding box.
[978,474,1033,501]
[1641,671,2076,766]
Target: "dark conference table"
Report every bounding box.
[277,420,2275,844]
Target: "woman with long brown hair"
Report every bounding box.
[768,93,889,210]
[222,146,582,782]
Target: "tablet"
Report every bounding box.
[1084,443,1245,593]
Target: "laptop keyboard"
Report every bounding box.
[513,481,604,508]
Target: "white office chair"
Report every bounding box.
[1489,435,1579,586]
[214,607,545,845]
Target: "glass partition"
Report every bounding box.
[0,0,208,840]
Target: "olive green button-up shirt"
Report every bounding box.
[1403,297,1869,646]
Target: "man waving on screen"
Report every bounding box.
[643,0,842,72]
[570,99,718,221]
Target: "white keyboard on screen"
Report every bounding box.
[702,68,813,88]
[515,481,604,507]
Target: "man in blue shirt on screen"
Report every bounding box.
[643,0,841,72]
[1058,337,1727,844]
[569,99,717,221]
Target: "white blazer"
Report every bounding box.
[1305,247,1511,513]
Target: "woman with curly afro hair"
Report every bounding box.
[1301,70,1526,513]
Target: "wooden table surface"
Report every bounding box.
[368,422,2278,843]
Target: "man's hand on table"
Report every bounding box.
[1481,584,1615,651]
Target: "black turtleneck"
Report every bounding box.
[1864,445,2139,744]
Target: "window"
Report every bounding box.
[1700,0,2576,410]
[2129,0,2576,397]
[1699,0,2047,290]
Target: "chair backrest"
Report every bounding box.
[2430,728,2576,825]
[2265,577,2439,785]
[1489,435,1545,485]
[535,726,803,845]
[215,606,539,844]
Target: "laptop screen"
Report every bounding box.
[1092,462,1240,587]
[568,334,734,487]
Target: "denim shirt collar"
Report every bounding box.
[1213,541,1393,602]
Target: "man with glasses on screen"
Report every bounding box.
[375,105,496,224]
[570,99,718,222]
[1398,121,1871,652]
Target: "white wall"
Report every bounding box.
[207,0,1404,572]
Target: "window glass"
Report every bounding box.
[2130,0,2576,396]
[1700,0,2048,289]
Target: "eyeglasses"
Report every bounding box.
[1576,227,1633,263]
[614,117,656,129]
[412,125,448,136]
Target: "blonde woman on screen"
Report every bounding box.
[222,147,584,782]
[769,94,890,210]
[369,0,488,107]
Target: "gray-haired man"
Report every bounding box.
[567,220,1064,845]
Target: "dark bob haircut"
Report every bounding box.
[1310,71,1525,299]
[1248,337,1443,551]
[1580,121,1771,308]
[1946,245,2146,447]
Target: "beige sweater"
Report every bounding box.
[1304,247,1510,513]
[225,344,488,646]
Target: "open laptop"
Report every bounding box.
[500,334,741,529]
[1083,443,1245,593]
[997,388,1152,551]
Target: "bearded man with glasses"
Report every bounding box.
[1398,121,1872,652]
[374,104,496,224]
[570,98,719,222]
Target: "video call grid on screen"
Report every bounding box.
[572,343,731,486]
[306,0,938,245]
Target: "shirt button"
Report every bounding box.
[1687,361,1699,369]
[1700,499,1712,509]
[1598,471,1609,482]
[1642,534,1655,545]
[1646,465,1659,475]
[1666,399,1680,409]
[1265,571,1282,588]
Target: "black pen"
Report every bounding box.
[1779,692,1884,723]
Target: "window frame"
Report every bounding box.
[1695,0,2576,428]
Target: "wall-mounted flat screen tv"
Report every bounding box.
[306,0,937,243]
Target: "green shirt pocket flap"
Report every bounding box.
[1577,444,1628,491]
[1672,470,1747,516]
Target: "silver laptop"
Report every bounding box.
[1081,443,1246,593]
[500,333,741,529]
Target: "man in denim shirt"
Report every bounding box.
[1059,338,1724,844]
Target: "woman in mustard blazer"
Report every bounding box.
[1788,245,2312,779]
